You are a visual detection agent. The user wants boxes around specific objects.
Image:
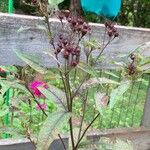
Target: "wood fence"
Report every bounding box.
[0,13,150,127]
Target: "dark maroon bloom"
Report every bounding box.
[32,0,37,5]
[63,10,70,18]
[130,53,135,60]
[63,50,70,59]
[105,21,119,38]
[71,60,78,67]
[78,19,84,25]
[53,11,90,67]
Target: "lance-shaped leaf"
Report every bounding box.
[48,0,64,6]
[14,49,47,74]
[103,71,119,78]
[77,62,98,77]
[37,111,70,150]
[99,137,133,150]
[17,26,31,33]
[38,85,66,109]
[44,51,62,66]
[95,92,109,115]
[0,127,23,137]
[0,105,9,117]
[0,80,32,96]
[109,80,131,109]
[80,77,119,92]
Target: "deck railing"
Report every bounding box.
[0,13,150,130]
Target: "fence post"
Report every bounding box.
[141,78,150,127]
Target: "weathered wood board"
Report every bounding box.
[0,127,150,150]
[0,13,150,68]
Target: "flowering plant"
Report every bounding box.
[2,0,150,150]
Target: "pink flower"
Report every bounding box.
[29,81,48,98]
[35,103,47,110]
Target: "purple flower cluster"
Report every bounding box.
[128,53,136,75]
[32,0,37,5]
[105,22,119,38]
[51,10,91,67]
[54,34,80,67]
[57,10,91,37]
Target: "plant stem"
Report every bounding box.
[26,86,47,116]
[69,118,75,149]
[75,113,100,149]
[78,90,88,141]
[45,15,52,37]
[65,60,75,149]
[58,134,67,150]
[94,37,115,64]
[55,55,70,110]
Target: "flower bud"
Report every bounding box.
[63,39,68,46]
[114,32,119,37]
[71,19,77,26]
[130,53,135,60]
[32,0,37,5]
[108,30,113,37]
[63,10,70,18]
[78,19,84,25]
[63,51,69,59]
[71,60,78,67]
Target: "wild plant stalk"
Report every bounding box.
[36,1,118,149]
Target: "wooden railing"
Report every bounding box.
[0,12,150,127]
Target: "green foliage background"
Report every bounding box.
[0,0,8,12]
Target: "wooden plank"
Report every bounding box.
[0,127,150,150]
[0,13,150,68]
[141,79,150,128]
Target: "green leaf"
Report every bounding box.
[109,80,131,109]
[0,80,32,96]
[132,41,150,54]
[95,92,109,115]
[84,39,101,49]
[0,106,9,117]
[37,111,70,150]
[99,137,133,150]
[80,77,119,92]
[114,138,133,150]
[0,81,10,96]
[77,62,98,77]
[14,49,47,74]
[17,26,31,33]
[36,25,48,32]
[0,127,23,137]
[48,0,64,6]
[38,85,66,109]
[111,61,126,68]
[44,51,62,66]
[0,66,17,74]
[103,71,119,78]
